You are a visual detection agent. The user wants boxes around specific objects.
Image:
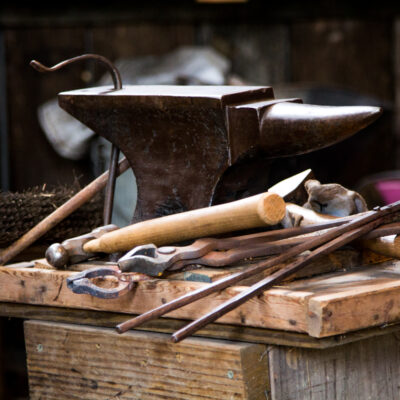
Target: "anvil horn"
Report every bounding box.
[58,85,383,221]
[259,102,382,157]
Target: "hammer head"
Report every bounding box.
[45,224,119,268]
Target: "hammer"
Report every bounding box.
[45,169,313,268]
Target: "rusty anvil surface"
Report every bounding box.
[58,85,381,222]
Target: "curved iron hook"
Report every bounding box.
[30,54,122,225]
[30,53,122,90]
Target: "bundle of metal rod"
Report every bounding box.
[116,201,400,338]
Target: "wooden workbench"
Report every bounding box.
[2,253,400,399]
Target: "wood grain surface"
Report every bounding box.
[2,256,400,337]
[25,320,269,400]
[268,331,400,399]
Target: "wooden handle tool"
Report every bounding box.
[84,192,285,254]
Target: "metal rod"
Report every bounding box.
[103,144,120,224]
[30,54,122,225]
[30,54,122,90]
[116,201,400,335]
[171,217,384,343]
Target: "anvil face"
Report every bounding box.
[58,85,381,222]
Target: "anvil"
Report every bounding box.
[58,85,381,222]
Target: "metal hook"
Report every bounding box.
[30,54,122,225]
[30,53,122,90]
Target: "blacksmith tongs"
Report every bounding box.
[117,225,335,277]
[117,214,382,276]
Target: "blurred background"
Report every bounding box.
[1,0,400,397]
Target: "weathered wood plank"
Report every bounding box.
[0,265,311,333]
[24,320,269,400]
[3,259,400,338]
[304,261,400,337]
[4,302,400,349]
[268,332,400,399]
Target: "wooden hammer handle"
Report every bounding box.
[84,192,286,254]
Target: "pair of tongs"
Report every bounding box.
[117,218,353,276]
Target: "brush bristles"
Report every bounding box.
[0,187,103,246]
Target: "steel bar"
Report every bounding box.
[103,144,120,224]
[171,217,383,342]
[0,158,129,265]
[30,54,122,225]
[116,201,400,335]
[169,222,400,270]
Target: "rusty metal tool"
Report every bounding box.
[119,221,400,276]
[116,201,400,335]
[66,266,134,299]
[286,203,400,259]
[45,190,286,268]
[0,158,129,266]
[118,237,303,277]
[66,266,151,299]
[117,219,347,276]
[66,221,400,300]
[58,81,382,222]
[30,54,123,225]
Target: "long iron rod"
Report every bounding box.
[171,218,384,342]
[116,201,400,335]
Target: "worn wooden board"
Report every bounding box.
[4,302,400,349]
[25,320,269,400]
[268,331,400,400]
[0,264,311,333]
[2,258,400,337]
